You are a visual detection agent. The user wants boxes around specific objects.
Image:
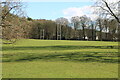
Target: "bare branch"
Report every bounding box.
[96,6,113,16]
[102,0,120,23]
[2,5,18,19]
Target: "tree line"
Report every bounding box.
[1,0,119,42]
[2,14,119,41]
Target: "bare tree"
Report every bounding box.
[55,17,69,40]
[96,18,104,41]
[71,16,80,39]
[108,19,118,41]
[94,0,120,23]
[103,19,109,40]
[94,0,120,41]
[56,17,69,25]
[71,16,80,30]
[1,0,26,43]
[1,0,25,25]
[79,15,91,40]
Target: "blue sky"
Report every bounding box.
[26,2,95,20]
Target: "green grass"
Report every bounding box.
[2,61,118,78]
[2,39,119,78]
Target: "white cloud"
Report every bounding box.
[21,0,93,2]
[63,6,99,21]
[63,7,84,17]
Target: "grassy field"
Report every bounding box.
[2,39,119,78]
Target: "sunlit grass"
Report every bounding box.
[2,39,119,78]
[3,61,118,78]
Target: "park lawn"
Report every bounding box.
[2,39,119,78]
[2,61,118,78]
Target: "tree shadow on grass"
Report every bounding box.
[3,52,119,63]
[3,45,118,51]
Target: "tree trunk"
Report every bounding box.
[82,24,85,40]
[100,28,102,41]
[56,24,57,40]
[98,20,102,41]
[91,24,94,41]
[118,23,120,41]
